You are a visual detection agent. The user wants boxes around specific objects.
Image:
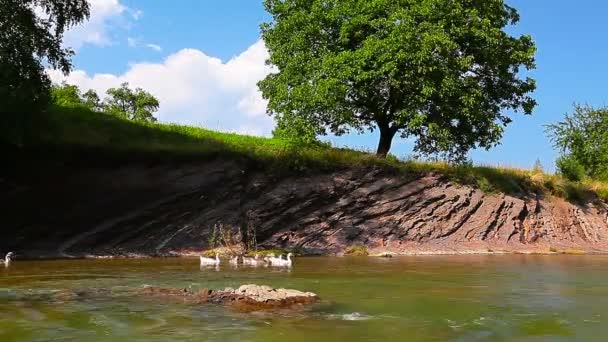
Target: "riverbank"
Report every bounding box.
[1,248,600,261]
[3,159,608,259]
[2,107,608,258]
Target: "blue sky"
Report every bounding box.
[52,0,608,172]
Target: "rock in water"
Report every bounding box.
[217,285,319,312]
[230,284,317,302]
[136,284,319,312]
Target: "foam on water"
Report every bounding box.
[325,312,372,321]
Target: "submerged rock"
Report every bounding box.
[0,285,320,313]
[136,284,319,312]
[228,284,317,302]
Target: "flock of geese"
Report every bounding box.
[1,251,293,269]
[199,253,293,268]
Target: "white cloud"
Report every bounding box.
[47,40,276,136]
[130,9,143,20]
[146,43,162,52]
[127,39,163,53]
[63,0,131,49]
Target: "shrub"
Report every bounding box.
[247,249,290,257]
[272,114,322,146]
[556,155,586,182]
[547,104,608,181]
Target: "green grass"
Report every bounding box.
[13,105,608,203]
[201,248,292,257]
[246,249,292,257]
[345,246,369,256]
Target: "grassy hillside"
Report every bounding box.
[13,105,608,202]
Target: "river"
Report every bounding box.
[1,255,607,341]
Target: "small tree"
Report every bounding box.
[533,159,544,173]
[259,0,537,162]
[272,114,323,146]
[50,84,102,112]
[82,89,101,111]
[51,82,83,106]
[546,104,608,181]
[103,83,159,122]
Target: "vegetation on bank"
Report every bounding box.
[51,82,160,123]
[345,246,370,257]
[14,104,608,203]
[3,1,605,204]
[546,104,608,182]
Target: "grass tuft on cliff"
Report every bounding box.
[345,246,370,256]
[12,105,608,203]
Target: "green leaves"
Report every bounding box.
[104,83,159,122]
[50,82,159,123]
[1,0,90,144]
[51,82,83,107]
[547,104,608,181]
[82,89,101,111]
[260,0,536,161]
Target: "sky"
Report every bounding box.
[47,0,608,172]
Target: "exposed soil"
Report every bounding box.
[2,159,608,258]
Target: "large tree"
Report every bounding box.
[0,0,90,143]
[259,0,536,161]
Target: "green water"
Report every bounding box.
[1,255,608,341]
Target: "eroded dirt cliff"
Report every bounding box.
[2,160,608,258]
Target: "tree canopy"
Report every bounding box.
[546,104,608,181]
[51,82,83,106]
[50,82,160,122]
[104,83,159,122]
[1,0,90,143]
[259,0,537,161]
[82,89,101,111]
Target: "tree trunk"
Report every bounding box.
[376,124,397,158]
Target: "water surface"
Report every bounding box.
[1,255,608,341]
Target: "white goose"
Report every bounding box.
[275,253,293,267]
[199,253,220,266]
[268,253,293,267]
[282,253,293,267]
[2,252,14,267]
[266,253,283,266]
[229,255,239,266]
[243,254,261,266]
